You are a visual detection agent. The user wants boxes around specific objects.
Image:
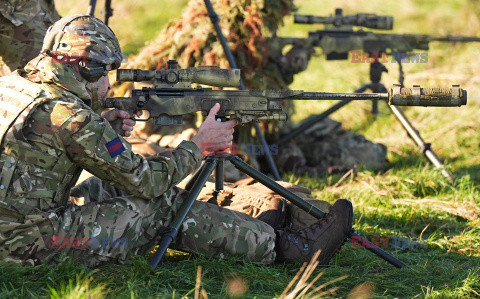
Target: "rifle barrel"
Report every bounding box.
[427,35,480,42]
[282,85,467,107]
[290,92,388,101]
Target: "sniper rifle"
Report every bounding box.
[104,60,467,134]
[272,8,480,61]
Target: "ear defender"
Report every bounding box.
[78,61,109,82]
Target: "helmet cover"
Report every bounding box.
[42,14,122,69]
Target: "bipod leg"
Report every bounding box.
[87,0,97,15]
[388,105,454,183]
[277,99,351,145]
[354,83,374,94]
[210,158,224,204]
[150,156,219,269]
[367,82,386,120]
[356,80,453,181]
[203,0,281,180]
[103,0,113,25]
[228,155,406,268]
[368,61,388,117]
[276,83,380,145]
[254,123,282,180]
[185,160,209,192]
[372,99,379,116]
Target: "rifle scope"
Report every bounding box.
[295,8,393,30]
[117,60,241,88]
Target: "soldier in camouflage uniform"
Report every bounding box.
[0,15,353,267]
[0,0,60,72]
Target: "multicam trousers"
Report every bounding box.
[31,177,277,267]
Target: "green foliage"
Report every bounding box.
[0,0,478,298]
[48,272,106,299]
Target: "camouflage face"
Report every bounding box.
[42,14,122,69]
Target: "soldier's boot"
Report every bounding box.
[256,198,287,230]
[274,198,353,265]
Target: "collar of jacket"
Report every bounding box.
[22,54,92,103]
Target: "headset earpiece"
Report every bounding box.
[78,61,108,82]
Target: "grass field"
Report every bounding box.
[1,0,479,298]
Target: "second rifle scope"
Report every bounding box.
[295,8,393,30]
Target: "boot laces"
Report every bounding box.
[304,208,336,235]
[283,209,337,251]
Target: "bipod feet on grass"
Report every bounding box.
[228,155,406,268]
[150,153,406,269]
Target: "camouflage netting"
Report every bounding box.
[111,0,301,142]
[112,0,387,177]
[112,0,296,91]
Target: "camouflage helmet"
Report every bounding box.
[42,14,122,80]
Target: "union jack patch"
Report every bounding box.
[106,137,125,158]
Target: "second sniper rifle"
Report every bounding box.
[274,8,480,61]
[104,60,467,133]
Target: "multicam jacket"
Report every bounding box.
[0,56,202,262]
[0,0,60,70]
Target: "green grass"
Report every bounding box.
[55,0,190,55]
[1,0,480,298]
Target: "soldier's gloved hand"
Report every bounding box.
[101,109,143,137]
[191,103,237,156]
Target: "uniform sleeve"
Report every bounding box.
[51,102,203,199]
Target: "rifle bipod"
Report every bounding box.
[150,153,406,269]
[86,0,113,25]
[277,60,454,183]
[203,0,282,181]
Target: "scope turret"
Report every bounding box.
[294,8,393,30]
[116,60,241,88]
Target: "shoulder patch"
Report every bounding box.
[105,137,125,158]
